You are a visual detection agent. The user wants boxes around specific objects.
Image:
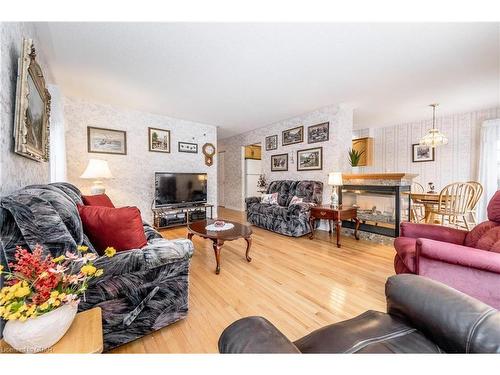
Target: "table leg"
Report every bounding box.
[354,217,360,240]
[244,236,252,262]
[328,220,332,234]
[309,217,316,240]
[336,220,342,248]
[212,239,223,275]
[187,232,194,240]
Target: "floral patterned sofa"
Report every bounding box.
[245,180,323,237]
[0,182,193,351]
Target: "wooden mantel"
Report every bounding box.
[342,173,418,181]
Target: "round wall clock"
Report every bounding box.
[202,143,216,166]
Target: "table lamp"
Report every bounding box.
[80,159,113,195]
[328,172,343,208]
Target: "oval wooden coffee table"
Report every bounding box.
[187,219,252,275]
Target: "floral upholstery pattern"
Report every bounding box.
[0,183,193,351]
[246,180,323,237]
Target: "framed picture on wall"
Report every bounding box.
[178,141,198,153]
[297,147,323,171]
[412,143,435,162]
[271,153,288,172]
[265,135,278,151]
[148,127,170,153]
[307,122,329,143]
[282,125,304,146]
[14,39,51,162]
[87,126,127,155]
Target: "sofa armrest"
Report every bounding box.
[218,316,300,353]
[93,238,193,278]
[400,222,467,245]
[415,238,500,274]
[245,197,261,210]
[386,274,500,353]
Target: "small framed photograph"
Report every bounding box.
[307,122,329,143]
[178,142,198,153]
[412,143,435,162]
[282,125,304,146]
[297,147,323,171]
[271,153,288,172]
[149,127,170,153]
[265,135,278,151]
[87,126,127,155]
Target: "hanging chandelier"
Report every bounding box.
[419,103,448,147]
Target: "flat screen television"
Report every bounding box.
[154,172,208,207]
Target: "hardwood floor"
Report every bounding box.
[111,208,396,353]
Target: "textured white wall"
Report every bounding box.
[64,97,218,222]
[0,22,53,195]
[353,107,500,190]
[218,105,353,210]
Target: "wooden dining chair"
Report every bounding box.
[465,181,484,226]
[410,182,425,223]
[428,182,476,230]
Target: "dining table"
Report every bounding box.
[406,192,440,223]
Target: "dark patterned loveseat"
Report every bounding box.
[0,182,193,352]
[245,180,323,237]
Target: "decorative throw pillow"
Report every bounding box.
[289,196,304,206]
[77,204,147,255]
[82,194,115,208]
[261,192,278,205]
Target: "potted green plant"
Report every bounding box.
[348,148,365,173]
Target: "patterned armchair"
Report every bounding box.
[0,183,193,351]
[245,180,323,237]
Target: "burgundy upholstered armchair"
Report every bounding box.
[394,190,500,309]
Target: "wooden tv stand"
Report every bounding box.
[152,203,214,230]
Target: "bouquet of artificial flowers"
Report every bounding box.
[0,244,116,321]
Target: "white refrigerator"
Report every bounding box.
[245,159,262,198]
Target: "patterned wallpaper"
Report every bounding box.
[64,97,218,222]
[353,107,500,190]
[218,105,353,210]
[0,22,52,195]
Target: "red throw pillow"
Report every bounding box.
[82,194,115,208]
[77,205,147,255]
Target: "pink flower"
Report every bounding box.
[65,251,78,260]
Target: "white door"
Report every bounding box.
[218,152,225,207]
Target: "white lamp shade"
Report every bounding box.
[80,159,113,179]
[328,172,343,186]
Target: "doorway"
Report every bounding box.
[243,143,263,201]
[218,151,225,207]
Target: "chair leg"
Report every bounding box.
[463,215,470,231]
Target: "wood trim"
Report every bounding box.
[342,173,418,180]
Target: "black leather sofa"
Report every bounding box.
[218,274,500,353]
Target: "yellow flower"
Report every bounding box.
[94,269,104,277]
[50,290,59,299]
[40,302,49,310]
[80,264,97,276]
[53,299,61,307]
[77,245,89,252]
[14,286,30,298]
[104,247,116,258]
[58,293,66,300]
[53,255,65,263]
[19,315,28,322]
[39,271,48,279]
[0,264,3,274]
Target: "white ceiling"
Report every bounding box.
[36,23,499,138]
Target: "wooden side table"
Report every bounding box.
[309,205,360,247]
[0,307,103,354]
